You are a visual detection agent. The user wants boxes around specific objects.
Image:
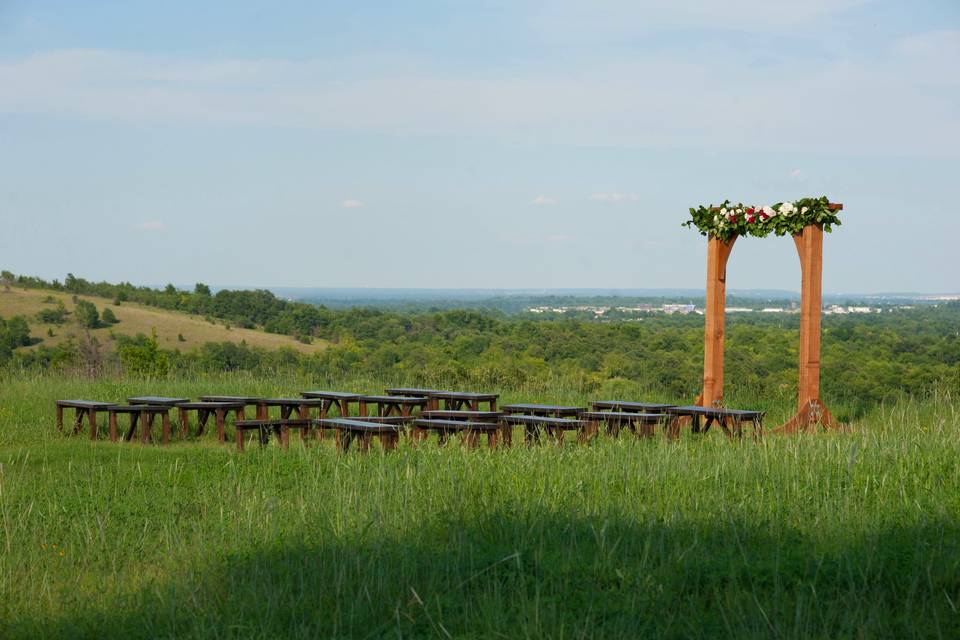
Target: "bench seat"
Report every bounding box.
[312,418,404,452]
[500,414,587,445]
[581,411,667,438]
[235,418,312,451]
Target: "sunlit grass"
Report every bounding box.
[0,375,958,638]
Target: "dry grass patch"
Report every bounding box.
[0,288,327,354]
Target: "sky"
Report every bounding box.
[1,1,958,293]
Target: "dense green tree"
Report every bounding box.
[74,300,100,329]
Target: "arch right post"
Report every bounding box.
[775,219,843,433]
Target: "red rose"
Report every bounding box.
[746,207,755,215]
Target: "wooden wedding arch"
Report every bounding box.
[698,203,843,432]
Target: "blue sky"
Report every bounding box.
[1,1,958,292]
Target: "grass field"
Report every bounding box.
[0,288,327,354]
[0,374,958,639]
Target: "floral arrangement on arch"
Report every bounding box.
[683,195,841,241]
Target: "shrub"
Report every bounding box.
[74,300,100,328]
[117,330,169,377]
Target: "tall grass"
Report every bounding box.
[0,375,958,638]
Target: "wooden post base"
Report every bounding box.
[774,400,845,434]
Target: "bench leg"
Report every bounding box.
[607,420,621,437]
[381,432,398,451]
[56,405,64,433]
[280,424,289,449]
[88,410,99,441]
[667,416,681,440]
[179,408,190,439]
[337,429,351,453]
[108,412,118,442]
[125,413,139,442]
[296,406,311,442]
[500,423,512,447]
[215,410,226,443]
[196,410,209,437]
[141,412,156,444]
[410,425,425,445]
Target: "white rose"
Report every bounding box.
[801,206,809,214]
[763,205,774,216]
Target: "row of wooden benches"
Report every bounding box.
[54,390,765,451]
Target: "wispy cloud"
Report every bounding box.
[591,192,640,204]
[0,31,957,156]
[341,199,364,209]
[135,220,166,231]
[789,168,804,179]
[531,195,556,206]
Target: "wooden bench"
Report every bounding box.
[429,391,499,411]
[417,410,503,445]
[253,397,328,441]
[176,401,246,442]
[313,418,405,452]
[664,406,765,439]
[234,418,312,451]
[55,400,117,440]
[500,414,588,445]
[590,400,676,413]
[581,411,667,439]
[384,387,447,410]
[198,395,265,418]
[412,418,500,448]
[358,395,427,418]
[500,404,584,446]
[108,404,174,444]
[300,391,363,418]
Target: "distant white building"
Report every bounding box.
[662,304,696,314]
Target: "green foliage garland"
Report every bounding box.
[683,196,841,241]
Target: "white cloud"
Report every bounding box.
[531,195,557,205]
[341,199,364,209]
[135,220,166,231]
[789,168,803,179]
[0,32,956,156]
[591,192,640,204]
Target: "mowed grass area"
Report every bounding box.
[0,288,327,353]
[0,375,958,639]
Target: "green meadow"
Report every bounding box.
[1,374,958,639]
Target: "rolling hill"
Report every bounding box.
[0,287,327,354]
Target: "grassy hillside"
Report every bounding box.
[0,287,327,354]
[0,374,957,639]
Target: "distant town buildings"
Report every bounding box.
[525,302,920,318]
